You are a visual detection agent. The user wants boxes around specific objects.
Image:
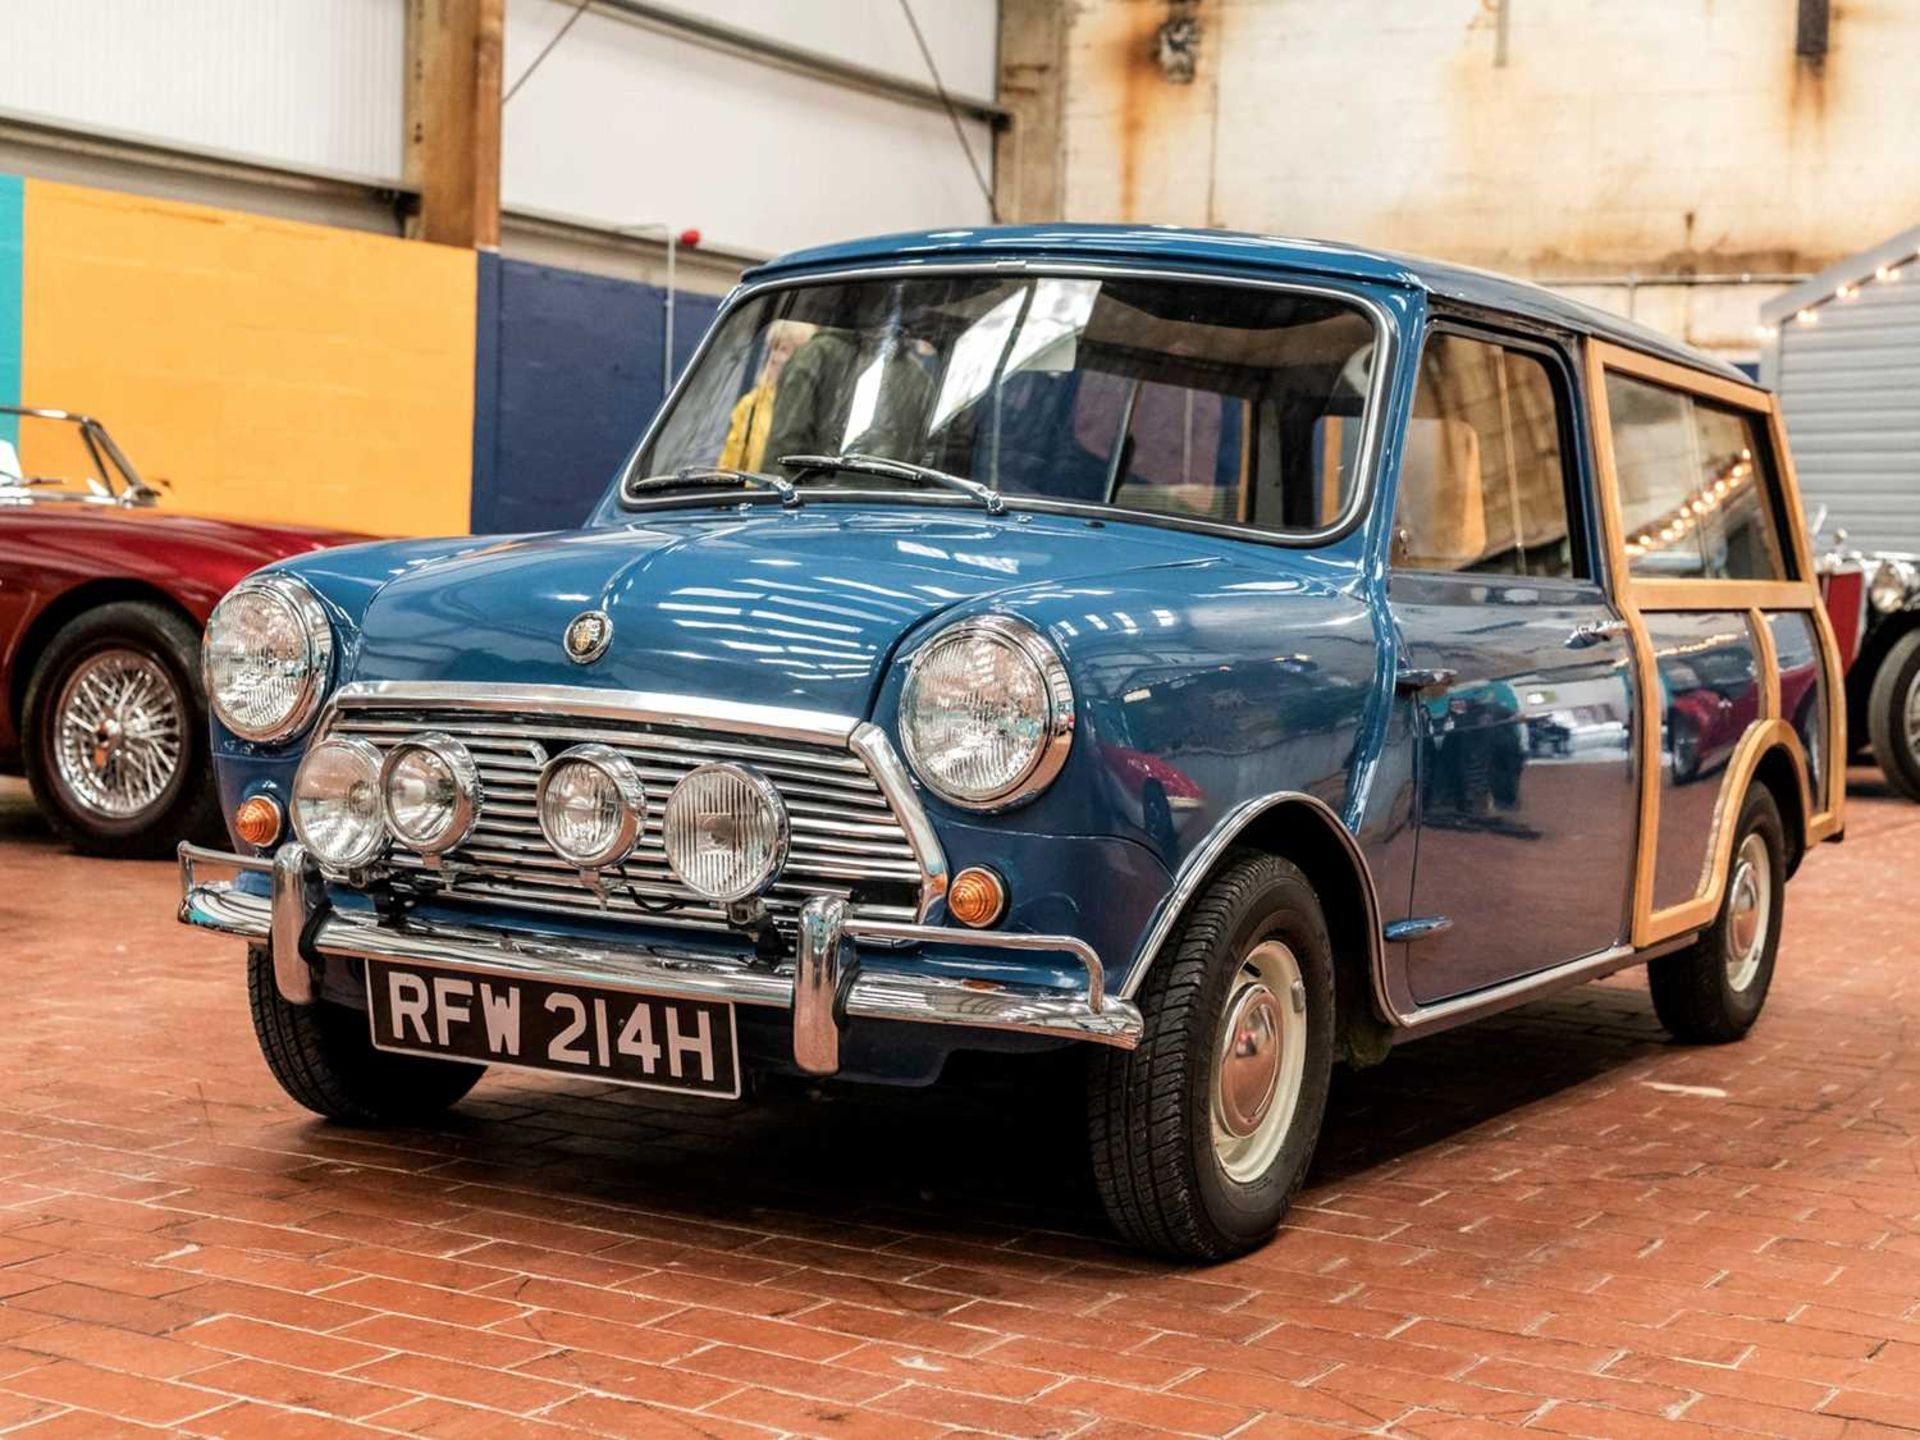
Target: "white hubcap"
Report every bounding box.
[1211,940,1308,1184]
[1724,830,1772,993]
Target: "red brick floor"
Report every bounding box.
[1,773,1918,1438]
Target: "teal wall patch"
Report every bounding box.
[0,174,21,447]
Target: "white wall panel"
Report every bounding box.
[503,0,995,258]
[670,0,998,98]
[0,0,405,182]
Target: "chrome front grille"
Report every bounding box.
[323,702,925,935]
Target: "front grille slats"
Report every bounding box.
[328,703,924,935]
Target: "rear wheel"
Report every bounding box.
[21,601,220,857]
[1867,629,1920,802]
[248,948,485,1124]
[1648,785,1786,1044]
[1087,852,1335,1259]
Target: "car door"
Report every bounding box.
[1386,326,1641,1004]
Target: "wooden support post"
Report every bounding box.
[994,0,1066,224]
[405,0,503,248]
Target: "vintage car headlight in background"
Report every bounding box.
[899,615,1074,810]
[662,763,790,902]
[290,737,386,870]
[203,574,333,741]
[536,744,646,869]
[381,732,481,855]
[1869,557,1917,614]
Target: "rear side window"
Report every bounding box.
[1605,372,1789,581]
[1391,333,1576,578]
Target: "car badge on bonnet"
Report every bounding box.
[564,609,613,664]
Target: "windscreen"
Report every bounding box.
[620,273,1380,533]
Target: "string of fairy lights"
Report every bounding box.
[1755,250,1913,341]
[1621,448,1758,563]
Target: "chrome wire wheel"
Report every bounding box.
[1210,939,1309,1184]
[1723,830,1773,994]
[1906,669,1920,756]
[51,648,185,820]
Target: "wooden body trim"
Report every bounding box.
[1582,339,1844,951]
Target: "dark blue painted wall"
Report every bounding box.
[471,253,723,534]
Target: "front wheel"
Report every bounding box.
[248,948,485,1124]
[1087,851,1335,1259]
[1867,629,1920,803]
[1647,784,1786,1044]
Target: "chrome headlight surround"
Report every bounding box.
[203,574,334,743]
[380,731,482,856]
[662,762,791,903]
[290,736,387,872]
[898,614,1074,812]
[1870,557,1918,614]
[534,743,646,870]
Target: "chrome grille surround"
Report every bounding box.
[311,682,946,937]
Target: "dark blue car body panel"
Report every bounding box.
[210,224,1777,1084]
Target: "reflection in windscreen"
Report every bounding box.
[629,273,1379,533]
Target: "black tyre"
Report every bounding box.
[1648,785,1786,1044]
[1867,629,1920,803]
[248,948,485,1124]
[20,601,220,857]
[1088,851,1335,1260]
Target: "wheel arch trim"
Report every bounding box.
[1120,792,1387,1015]
[8,577,203,731]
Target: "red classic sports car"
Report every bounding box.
[1,407,364,855]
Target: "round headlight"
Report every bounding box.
[1870,558,1915,614]
[381,733,481,854]
[291,737,386,870]
[662,763,789,902]
[899,615,1073,810]
[204,575,333,742]
[536,745,645,869]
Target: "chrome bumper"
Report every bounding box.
[178,844,1141,1074]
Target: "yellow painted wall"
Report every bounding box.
[19,179,474,536]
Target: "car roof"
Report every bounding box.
[750,223,1755,388]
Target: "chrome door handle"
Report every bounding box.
[1394,667,1458,694]
[1565,619,1630,649]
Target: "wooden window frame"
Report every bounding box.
[1584,339,1846,947]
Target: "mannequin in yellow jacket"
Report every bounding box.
[718,320,815,472]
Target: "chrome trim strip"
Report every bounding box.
[179,840,272,879]
[848,721,949,921]
[1123,792,1384,1005]
[269,844,320,1004]
[326,681,860,746]
[847,917,1105,1014]
[794,896,849,1074]
[609,259,1399,550]
[1384,940,1683,1043]
[177,850,1140,1050]
[1383,916,1452,943]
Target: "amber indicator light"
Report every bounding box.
[948,866,1007,928]
[234,794,283,848]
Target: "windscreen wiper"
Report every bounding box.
[780,452,1005,515]
[623,465,800,507]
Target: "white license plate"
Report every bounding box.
[364,959,741,1099]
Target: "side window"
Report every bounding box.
[1606,372,1790,581]
[1391,333,1576,578]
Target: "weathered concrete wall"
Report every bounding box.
[1013,0,1920,357]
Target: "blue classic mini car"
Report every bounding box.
[181,226,1844,1258]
